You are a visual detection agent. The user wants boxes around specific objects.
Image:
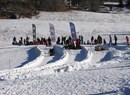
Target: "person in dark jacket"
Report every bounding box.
[97,35,102,44]
[25,36,29,45]
[103,39,106,45]
[80,35,84,44]
[91,36,94,45]
[126,36,129,45]
[109,35,112,46]
[40,37,44,44]
[18,37,23,45]
[12,36,17,45]
[47,37,51,46]
[56,36,60,44]
[114,35,117,45]
[49,48,55,56]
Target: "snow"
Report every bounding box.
[104,2,119,5]
[0,10,130,95]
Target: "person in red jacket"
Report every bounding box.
[126,36,129,45]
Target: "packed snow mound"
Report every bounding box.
[0,46,42,70]
[100,51,114,62]
[54,47,93,72]
[47,45,66,63]
[100,47,122,62]
[0,46,93,80]
[75,47,88,62]
[22,46,44,68]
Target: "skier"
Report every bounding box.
[125,36,129,45]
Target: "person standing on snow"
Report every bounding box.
[12,36,17,45]
[91,36,94,45]
[80,35,84,44]
[126,36,129,45]
[97,35,102,44]
[114,35,117,45]
[103,39,106,45]
[47,37,51,46]
[109,35,112,46]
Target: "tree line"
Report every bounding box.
[0,0,129,19]
[0,0,68,18]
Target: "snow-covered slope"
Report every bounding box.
[0,10,130,95]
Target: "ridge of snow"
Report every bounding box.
[0,45,69,80]
[22,46,44,68]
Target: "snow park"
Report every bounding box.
[0,0,130,95]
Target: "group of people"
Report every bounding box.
[87,35,107,45]
[108,35,130,46]
[108,35,117,46]
[12,34,130,49]
[89,35,104,45]
[12,36,52,46]
[56,35,84,49]
[89,34,130,46]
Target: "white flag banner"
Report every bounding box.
[49,23,56,42]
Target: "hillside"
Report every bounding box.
[0,11,130,95]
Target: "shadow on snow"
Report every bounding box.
[16,47,40,68]
[89,87,130,95]
[47,53,62,64]
[100,51,113,62]
[89,90,117,95]
[75,48,87,62]
[47,46,64,64]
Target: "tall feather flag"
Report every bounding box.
[32,24,36,42]
[69,22,77,40]
[49,23,56,42]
